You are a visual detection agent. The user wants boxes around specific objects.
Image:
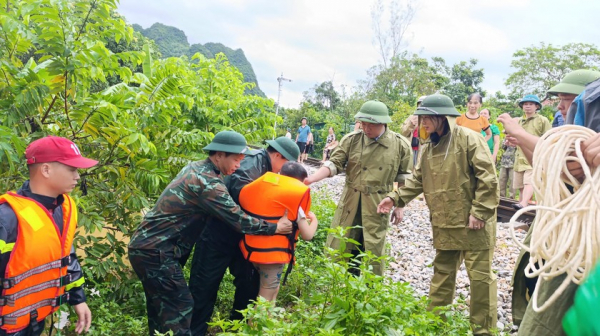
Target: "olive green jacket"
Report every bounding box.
[514,114,551,172]
[387,117,499,250]
[323,128,412,255]
[512,224,577,335]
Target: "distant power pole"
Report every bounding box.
[273,73,292,139]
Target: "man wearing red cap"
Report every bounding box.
[0,136,95,335]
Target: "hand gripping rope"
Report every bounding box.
[509,125,600,312]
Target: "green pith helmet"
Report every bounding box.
[519,94,542,109]
[415,94,461,116]
[203,130,248,154]
[265,136,300,162]
[547,69,600,96]
[353,100,392,124]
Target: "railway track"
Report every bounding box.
[498,197,535,224]
[304,157,323,168]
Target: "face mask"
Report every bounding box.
[419,125,429,141]
[418,116,430,141]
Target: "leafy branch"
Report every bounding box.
[75,0,97,42]
[41,95,58,124]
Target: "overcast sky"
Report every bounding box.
[118,0,600,108]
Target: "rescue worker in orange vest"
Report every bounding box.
[239,162,319,303]
[0,136,94,335]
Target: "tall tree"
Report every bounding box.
[363,52,447,108]
[303,81,341,112]
[371,0,417,68]
[485,91,521,117]
[436,58,485,106]
[505,42,600,98]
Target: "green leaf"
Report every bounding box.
[142,43,153,77]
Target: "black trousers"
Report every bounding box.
[189,242,259,335]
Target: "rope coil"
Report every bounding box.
[509,125,600,312]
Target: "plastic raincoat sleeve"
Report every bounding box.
[386,158,423,208]
[326,133,351,177]
[467,136,499,222]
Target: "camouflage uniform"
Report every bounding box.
[128,159,275,336]
[189,149,274,335]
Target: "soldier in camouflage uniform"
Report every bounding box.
[128,131,292,336]
[189,136,300,335]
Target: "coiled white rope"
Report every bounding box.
[509,125,600,312]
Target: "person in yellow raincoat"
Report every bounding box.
[304,100,412,275]
[378,94,499,335]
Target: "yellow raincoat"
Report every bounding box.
[387,116,499,335]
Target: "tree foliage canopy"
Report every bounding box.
[505,42,600,98]
[0,0,275,307]
[3,1,599,334]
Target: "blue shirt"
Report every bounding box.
[297,125,311,142]
[552,111,565,127]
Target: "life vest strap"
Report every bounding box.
[244,208,281,221]
[0,274,72,307]
[0,293,69,326]
[242,236,293,257]
[281,225,299,286]
[1,256,70,289]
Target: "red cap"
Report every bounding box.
[25,136,98,168]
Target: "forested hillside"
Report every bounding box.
[133,22,265,97]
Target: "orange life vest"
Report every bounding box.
[239,172,311,265]
[0,192,77,332]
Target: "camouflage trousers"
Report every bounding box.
[129,249,193,336]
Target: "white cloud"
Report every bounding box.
[408,0,512,56]
[118,0,600,109]
[231,0,378,107]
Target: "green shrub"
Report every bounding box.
[209,226,473,336]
